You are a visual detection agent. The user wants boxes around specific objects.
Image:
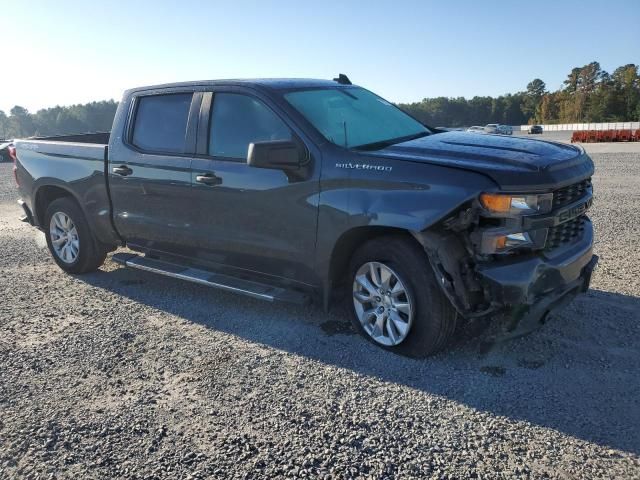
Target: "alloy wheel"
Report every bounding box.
[352,261,414,346]
[49,211,80,264]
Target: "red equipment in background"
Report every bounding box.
[571,129,638,143]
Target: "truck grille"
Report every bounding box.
[545,215,587,251]
[553,178,591,209]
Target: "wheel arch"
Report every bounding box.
[33,183,118,251]
[34,184,81,228]
[325,226,424,310]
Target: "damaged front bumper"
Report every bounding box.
[475,220,597,335]
[416,215,598,338]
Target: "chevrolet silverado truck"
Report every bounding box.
[12,76,597,357]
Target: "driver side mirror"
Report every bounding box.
[247,140,304,171]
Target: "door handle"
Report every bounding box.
[196,173,222,186]
[112,165,133,176]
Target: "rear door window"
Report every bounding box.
[209,93,291,159]
[131,93,193,154]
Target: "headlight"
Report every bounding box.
[477,231,543,254]
[490,232,533,250]
[480,192,553,215]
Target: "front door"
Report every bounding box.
[187,89,320,285]
[108,91,200,254]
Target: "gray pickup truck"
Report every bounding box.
[12,76,597,357]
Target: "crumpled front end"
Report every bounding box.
[475,223,597,334]
[414,175,598,336]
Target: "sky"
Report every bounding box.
[1,0,639,113]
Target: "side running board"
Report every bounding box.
[111,253,309,305]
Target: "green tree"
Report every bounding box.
[537,93,559,123]
[611,64,640,120]
[9,106,35,137]
[564,67,582,93]
[503,93,527,125]
[522,78,547,120]
[558,62,610,122]
[4,100,119,138]
[54,110,85,134]
[0,110,8,139]
[578,62,604,93]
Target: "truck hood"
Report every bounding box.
[362,131,594,191]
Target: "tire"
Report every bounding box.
[44,197,107,273]
[347,235,457,357]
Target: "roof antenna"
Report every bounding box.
[333,74,352,85]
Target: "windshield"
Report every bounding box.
[284,87,429,149]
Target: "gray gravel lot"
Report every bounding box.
[1,149,639,479]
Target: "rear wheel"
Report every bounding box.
[45,197,107,273]
[347,236,457,357]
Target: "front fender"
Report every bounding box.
[345,158,497,233]
[314,154,498,306]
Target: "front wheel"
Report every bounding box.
[347,236,457,357]
[44,197,107,274]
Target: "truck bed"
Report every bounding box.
[17,139,107,162]
[30,132,110,145]
[15,132,110,164]
[14,134,117,246]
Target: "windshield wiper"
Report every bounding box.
[352,131,430,151]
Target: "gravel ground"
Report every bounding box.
[0,151,639,479]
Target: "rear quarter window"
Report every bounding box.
[131,93,193,154]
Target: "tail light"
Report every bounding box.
[8,145,18,186]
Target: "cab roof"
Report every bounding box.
[126,78,349,95]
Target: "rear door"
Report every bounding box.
[108,90,200,254]
[187,87,321,285]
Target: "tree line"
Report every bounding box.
[0,61,638,139]
[400,62,639,127]
[0,101,118,140]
